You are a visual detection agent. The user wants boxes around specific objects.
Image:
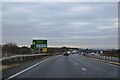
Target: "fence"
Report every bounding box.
[97,55,119,62]
[87,54,119,63]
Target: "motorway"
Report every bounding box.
[7,54,118,78]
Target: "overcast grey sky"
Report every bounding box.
[2,2,118,49]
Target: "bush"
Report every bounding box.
[19,46,30,54]
[2,42,19,56]
[103,50,119,57]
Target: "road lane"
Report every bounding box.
[9,54,118,78]
[69,54,118,78]
[15,55,86,78]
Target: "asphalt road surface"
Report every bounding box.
[8,54,118,78]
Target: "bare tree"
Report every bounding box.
[2,42,19,56]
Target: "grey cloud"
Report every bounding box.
[2,2,118,49]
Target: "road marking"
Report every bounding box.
[82,68,86,71]
[6,55,61,80]
[75,62,78,66]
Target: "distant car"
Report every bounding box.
[72,52,75,54]
[63,53,69,56]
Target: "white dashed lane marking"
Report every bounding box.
[75,63,78,66]
[82,68,86,71]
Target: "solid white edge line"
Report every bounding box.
[6,55,61,80]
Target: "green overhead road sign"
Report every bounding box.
[31,40,47,53]
[33,40,47,44]
[31,44,37,49]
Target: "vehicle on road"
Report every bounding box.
[63,53,69,56]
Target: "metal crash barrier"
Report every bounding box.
[1,54,50,65]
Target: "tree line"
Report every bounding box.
[1,42,119,57]
[2,42,30,57]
